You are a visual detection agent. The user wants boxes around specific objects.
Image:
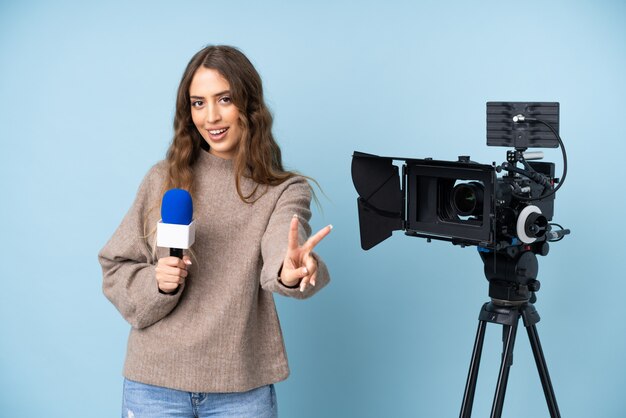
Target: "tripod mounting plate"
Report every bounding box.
[479,301,540,328]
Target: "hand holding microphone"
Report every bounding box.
[156,189,195,294]
[156,256,192,294]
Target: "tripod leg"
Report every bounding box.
[460,320,487,418]
[527,324,561,418]
[490,319,519,418]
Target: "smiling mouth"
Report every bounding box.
[209,127,228,135]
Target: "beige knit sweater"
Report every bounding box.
[99,150,330,393]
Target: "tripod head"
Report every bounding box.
[479,243,546,306]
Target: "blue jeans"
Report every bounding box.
[122,379,278,418]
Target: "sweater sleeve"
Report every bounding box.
[260,177,330,299]
[98,165,185,329]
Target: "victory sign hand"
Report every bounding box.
[279,214,332,292]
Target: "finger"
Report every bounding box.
[287,215,299,251]
[161,257,188,269]
[304,264,317,286]
[157,265,189,279]
[304,253,318,274]
[302,253,318,287]
[182,255,193,266]
[280,266,309,283]
[304,224,333,251]
[159,274,184,284]
[159,282,179,292]
[167,266,188,278]
[299,275,310,292]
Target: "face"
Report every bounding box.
[189,67,243,160]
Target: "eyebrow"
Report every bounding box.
[190,90,231,100]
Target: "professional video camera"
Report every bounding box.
[351,102,570,418]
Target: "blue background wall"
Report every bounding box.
[1,1,624,417]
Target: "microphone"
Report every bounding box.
[156,189,196,258]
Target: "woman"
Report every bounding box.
[99,45,331,417]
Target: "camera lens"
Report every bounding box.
[452,182,484,217]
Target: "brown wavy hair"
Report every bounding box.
[164,45,296,202]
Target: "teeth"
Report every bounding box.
[209,128,227,135]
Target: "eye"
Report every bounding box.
[219,96,232,104]
[191,100,204,108]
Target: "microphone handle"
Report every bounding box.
[170,248,183,258]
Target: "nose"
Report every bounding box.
[206,103,221,124]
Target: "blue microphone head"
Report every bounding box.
[161,189,193,225]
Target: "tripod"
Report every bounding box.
[459,248,561,418]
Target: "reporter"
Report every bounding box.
[99,45,331,417]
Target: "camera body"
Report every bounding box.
[404,155,555,249]
[352,102,564,254]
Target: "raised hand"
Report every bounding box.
[279,214,332,292]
